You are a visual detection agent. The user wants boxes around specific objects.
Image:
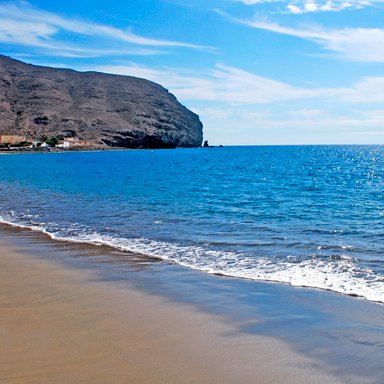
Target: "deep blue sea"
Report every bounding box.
[1,146,383,303]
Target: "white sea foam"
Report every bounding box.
[1,214,383,304]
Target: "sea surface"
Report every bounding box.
[1,145,383,303]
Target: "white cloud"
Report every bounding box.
[92,62,312,103]
[228,16,384,62]
[211,64,312,102]
[234,0,381,13]
[287,4,303,13]
[84,62,384,105]
[0,1,211,57]
[323,77,384,102]
[0,18,167,57]
[285,1,358,13]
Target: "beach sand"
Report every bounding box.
[0,232,369,384]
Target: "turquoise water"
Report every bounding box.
[0,146,383,303]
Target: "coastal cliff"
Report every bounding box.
[0,56,203,148]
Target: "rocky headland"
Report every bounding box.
[0,56,203,149]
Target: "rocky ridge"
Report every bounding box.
[0,55,203,148]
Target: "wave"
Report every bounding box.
[1,214,383,304]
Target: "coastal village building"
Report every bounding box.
[65,137,101,147]
[56,141,70,149]
[0,135,102,150]
[0,135,27,144]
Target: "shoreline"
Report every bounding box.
[0,145,204,155]
[0,214,382,305]
[0,224,374,384]
[0,146,135,155]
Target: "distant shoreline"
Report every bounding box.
[0,146,204,155]
[0,146,124,154]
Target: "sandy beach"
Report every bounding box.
[0,228,360,384]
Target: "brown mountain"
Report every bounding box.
[0,55,203,148]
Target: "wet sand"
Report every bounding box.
[0,234,373,384]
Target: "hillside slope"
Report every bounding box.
[0,56,203,148]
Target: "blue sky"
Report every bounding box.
[1,0,384,144]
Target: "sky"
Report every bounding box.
[1,0,384,145]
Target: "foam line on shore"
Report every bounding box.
[1,215,383,304]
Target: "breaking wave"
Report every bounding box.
[1,213,383,304]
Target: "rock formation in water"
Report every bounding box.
[0,55,203,148]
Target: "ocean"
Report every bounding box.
[1,145,383,304]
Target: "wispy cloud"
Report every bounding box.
[286,1,356,14]
[0,1,212,57]
[0,18,166,58]
[91,62,312,103]
[233,0,382,13]
[84,62,384,104]
[322,76,384,102]
[222,13,384,62]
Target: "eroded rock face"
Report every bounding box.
[0,55,203,148]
